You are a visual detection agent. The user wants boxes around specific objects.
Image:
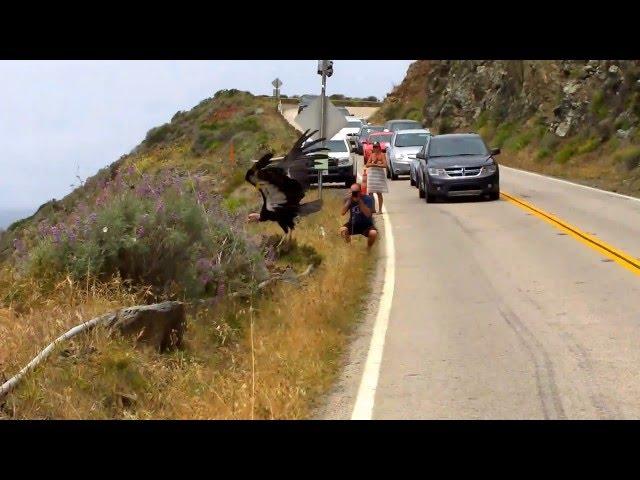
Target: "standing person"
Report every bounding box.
[364,142,388,214]
[339,183,378,250]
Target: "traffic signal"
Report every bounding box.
[317,60,334,77]
[325,60,333,77]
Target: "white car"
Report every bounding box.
[304,136,356,187]
[339,116,364,148]
[386,129,431,180]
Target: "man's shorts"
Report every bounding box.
[343,222,375,237]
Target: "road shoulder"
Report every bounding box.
[310,214,388,420]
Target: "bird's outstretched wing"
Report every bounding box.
[255,166,304,213]
[244,131,328,229]
[276,129,329,190]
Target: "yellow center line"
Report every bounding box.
[501,191,640,277]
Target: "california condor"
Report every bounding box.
[245,129,328,246]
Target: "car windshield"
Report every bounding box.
[428,136,488,157]
[369,134,392,143]
[346,120,362,128]
[392,122,421,131]
[394,132,429,147]
[324,140,348,152]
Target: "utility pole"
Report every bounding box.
[316,60,333,199]
[318,66,327,199]
[272,78,283,112]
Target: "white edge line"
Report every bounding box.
[351,202,395,420]
[501,165,640,203]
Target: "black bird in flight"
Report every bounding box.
[245,129,329,246]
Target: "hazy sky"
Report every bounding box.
[0,60,413,221]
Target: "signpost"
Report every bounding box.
[293,61,341,198]
[271,78,282,109]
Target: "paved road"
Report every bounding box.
[369,168,640,419]
[279,109,640,419]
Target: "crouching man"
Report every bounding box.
[339,183,378,250]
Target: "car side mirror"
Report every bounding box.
[491,148,501,156]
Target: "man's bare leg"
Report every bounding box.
[339,226,351,244]
[367,229,378,249]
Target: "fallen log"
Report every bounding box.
[0,301,184,401]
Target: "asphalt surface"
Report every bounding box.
[317,161,640,419]
[279,108,640,419]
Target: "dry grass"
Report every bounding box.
[499,140,640,198]
[0,190,375,419]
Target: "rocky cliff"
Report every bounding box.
[375,60,640,195]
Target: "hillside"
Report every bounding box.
[374,60,640,197]
[0,90,373,419]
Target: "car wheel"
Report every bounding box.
[426,192,436,203]
[489,191,500,201]
[418,180,425,198]
[391,171,398,181]
[386,168,391,179]
[410,175,416,187]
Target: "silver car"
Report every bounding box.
[386,129,431,180]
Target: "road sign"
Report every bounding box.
[294,96,347,143]
[272,78,282,89]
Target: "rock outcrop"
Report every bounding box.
[381,60,640,140]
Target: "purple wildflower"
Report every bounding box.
[135,225,145,238]
[155,199,165,214]
[88,212,97,224]
[37,221,49,238]
[196,258,210,271]
[13,238,26,255]
[50,225,61,244]
[216,282,226,298]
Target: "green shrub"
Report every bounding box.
[504,128,536,152]
[406,109,423,122]
[615,117,632,131]
[576,136,601,155]
[492,122,517,148]
[382,102,401,120]
[25,170,267,299]
[235,116,260,132]
[478,121,496,143]
[222,196,246,214]
[540,130,561,151]
[614,146,640,171]
[536,147,552,160]
[591,91,609,120]
[475,111,491,129]
[144,124,174,146]
[554,140,579,164]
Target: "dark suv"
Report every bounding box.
[416,133,500,202]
